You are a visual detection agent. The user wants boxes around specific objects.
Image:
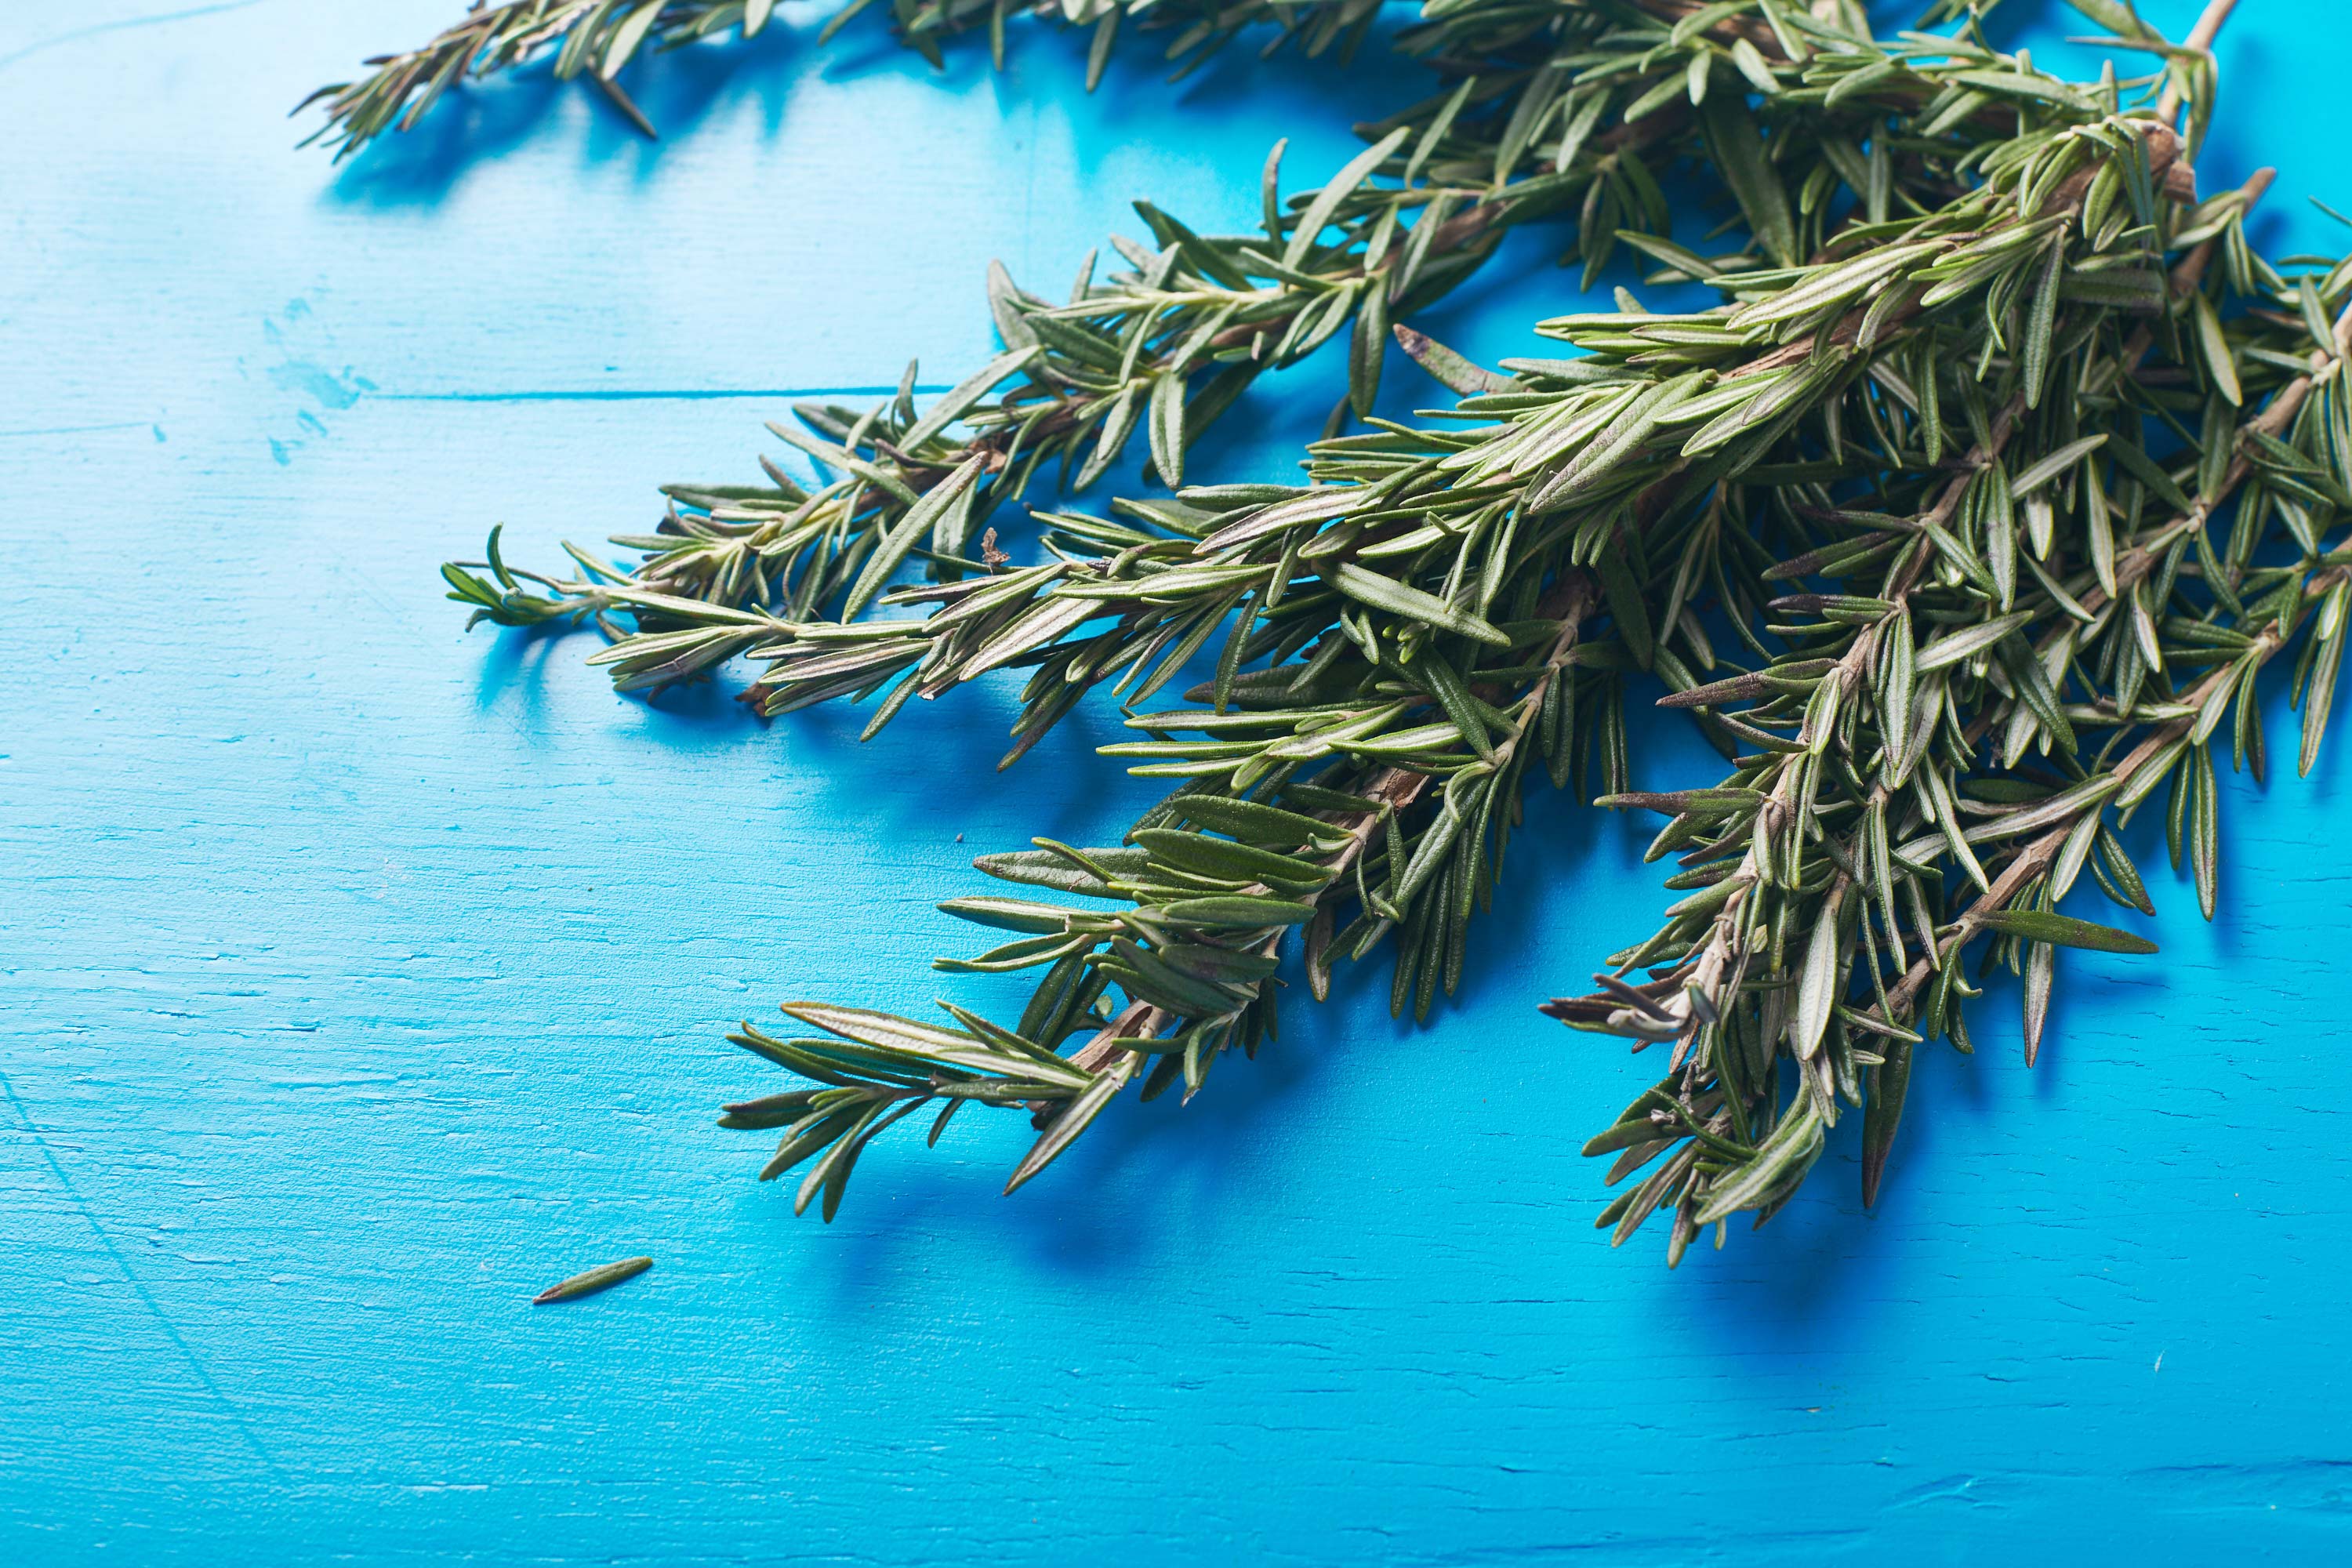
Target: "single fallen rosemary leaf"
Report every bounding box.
[532,1255,654,1305]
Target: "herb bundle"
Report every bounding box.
[425,1,2352,1256]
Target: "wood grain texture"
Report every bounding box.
[5,2,2350,1562]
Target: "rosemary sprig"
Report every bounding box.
[1555,193,2352,1250]
[448,0,2148,739]
[723,557,1667,1217]
[728,96,2195,747]
[297,0,1383,160]
[437,2,1701,655]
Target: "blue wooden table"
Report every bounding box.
[8,2,2351,1561]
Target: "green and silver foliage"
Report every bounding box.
[721,557,1633,1218]
[706,7,2304,1221]
[444,0,2114,720]
[1557,227,2352,1261]
[417,0,2350,1247]
[299,0,1385,159]
[436,0,1750,671]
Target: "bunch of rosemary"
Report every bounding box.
[419,1,2352,1256]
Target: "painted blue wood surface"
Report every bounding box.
[8,2,2352,1562]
